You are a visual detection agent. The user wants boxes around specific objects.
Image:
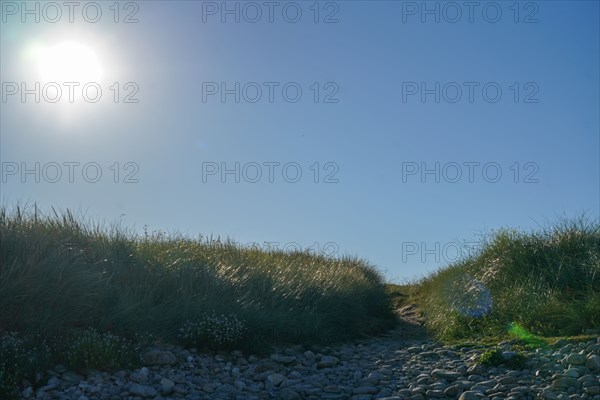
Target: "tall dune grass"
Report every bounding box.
[415,215,600,340]
[0,205,395,352]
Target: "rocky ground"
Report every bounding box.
[21,306,600,400]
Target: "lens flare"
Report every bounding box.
[508,322,547,347]
[448,276,493,317]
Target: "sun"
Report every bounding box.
[34,41,103,83]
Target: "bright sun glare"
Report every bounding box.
[34,41,103,83]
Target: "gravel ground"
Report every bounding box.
[20,308,600,400]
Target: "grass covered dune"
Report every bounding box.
[2,205,599,397]
[413,215,600,341]
[0,205,396,353]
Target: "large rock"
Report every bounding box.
[565,353,586,366]
[141,349,178,366]
[551,375,579,390]
[585,354,600,370]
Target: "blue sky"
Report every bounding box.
[1,1,599,282]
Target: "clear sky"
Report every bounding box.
[1,1,599,282]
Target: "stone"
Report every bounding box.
[585,354,600,370]
[280,388,302,400]
[552,377,579,390]
[353,386,379,395]
[467,365,484,374]
[20,324,600,400]
[234,379,246,390]
[217,383,236,393]
[129,371,147,383]
[425,389,445,397]
[444,384,461,397]
[502,351,517,360]
[317,355,340,368]
[497,376,517,385]
[141,349,178,366]
[542,391,558,400]
[173,384,188,394]
[271,354,297,365]
[22,387,33,398]
[266,373,286,386]
[128,383,158,398]
[459,391,484,400]
[566,353,586,366]
[584,386,600,395]
[432,369,462,382]
[159,377,174,387]
[62,371,84,384]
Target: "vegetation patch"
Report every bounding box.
[61,328,141,372]
[478,348,529,369]
[0,204,397,395]
[413,215,599,341]
[179,313,246,351]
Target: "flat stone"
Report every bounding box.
[459,391,484,400]
[432,369,462,382]
[444,384,461,397]
[317,355,340,368]
[159,377,174,387]
[425,389,445,397]
[280,388,302,400]
[267,373,286,386]
[585,354,600,370]
[565,353,586,366]
[352,386,379,395]
[271,354,297,365]
[565,368,579,378]
[129,372,147,383]
[552,377,579,389]
[128,383,157,398]
[497,376,517,385]
[585,386,600,395]
[61,371,84,384]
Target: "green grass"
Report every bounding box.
[0,204,396,398]
[412,214,600,341]
[477,348,529,369]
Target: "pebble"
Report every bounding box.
[16,327,600,400]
